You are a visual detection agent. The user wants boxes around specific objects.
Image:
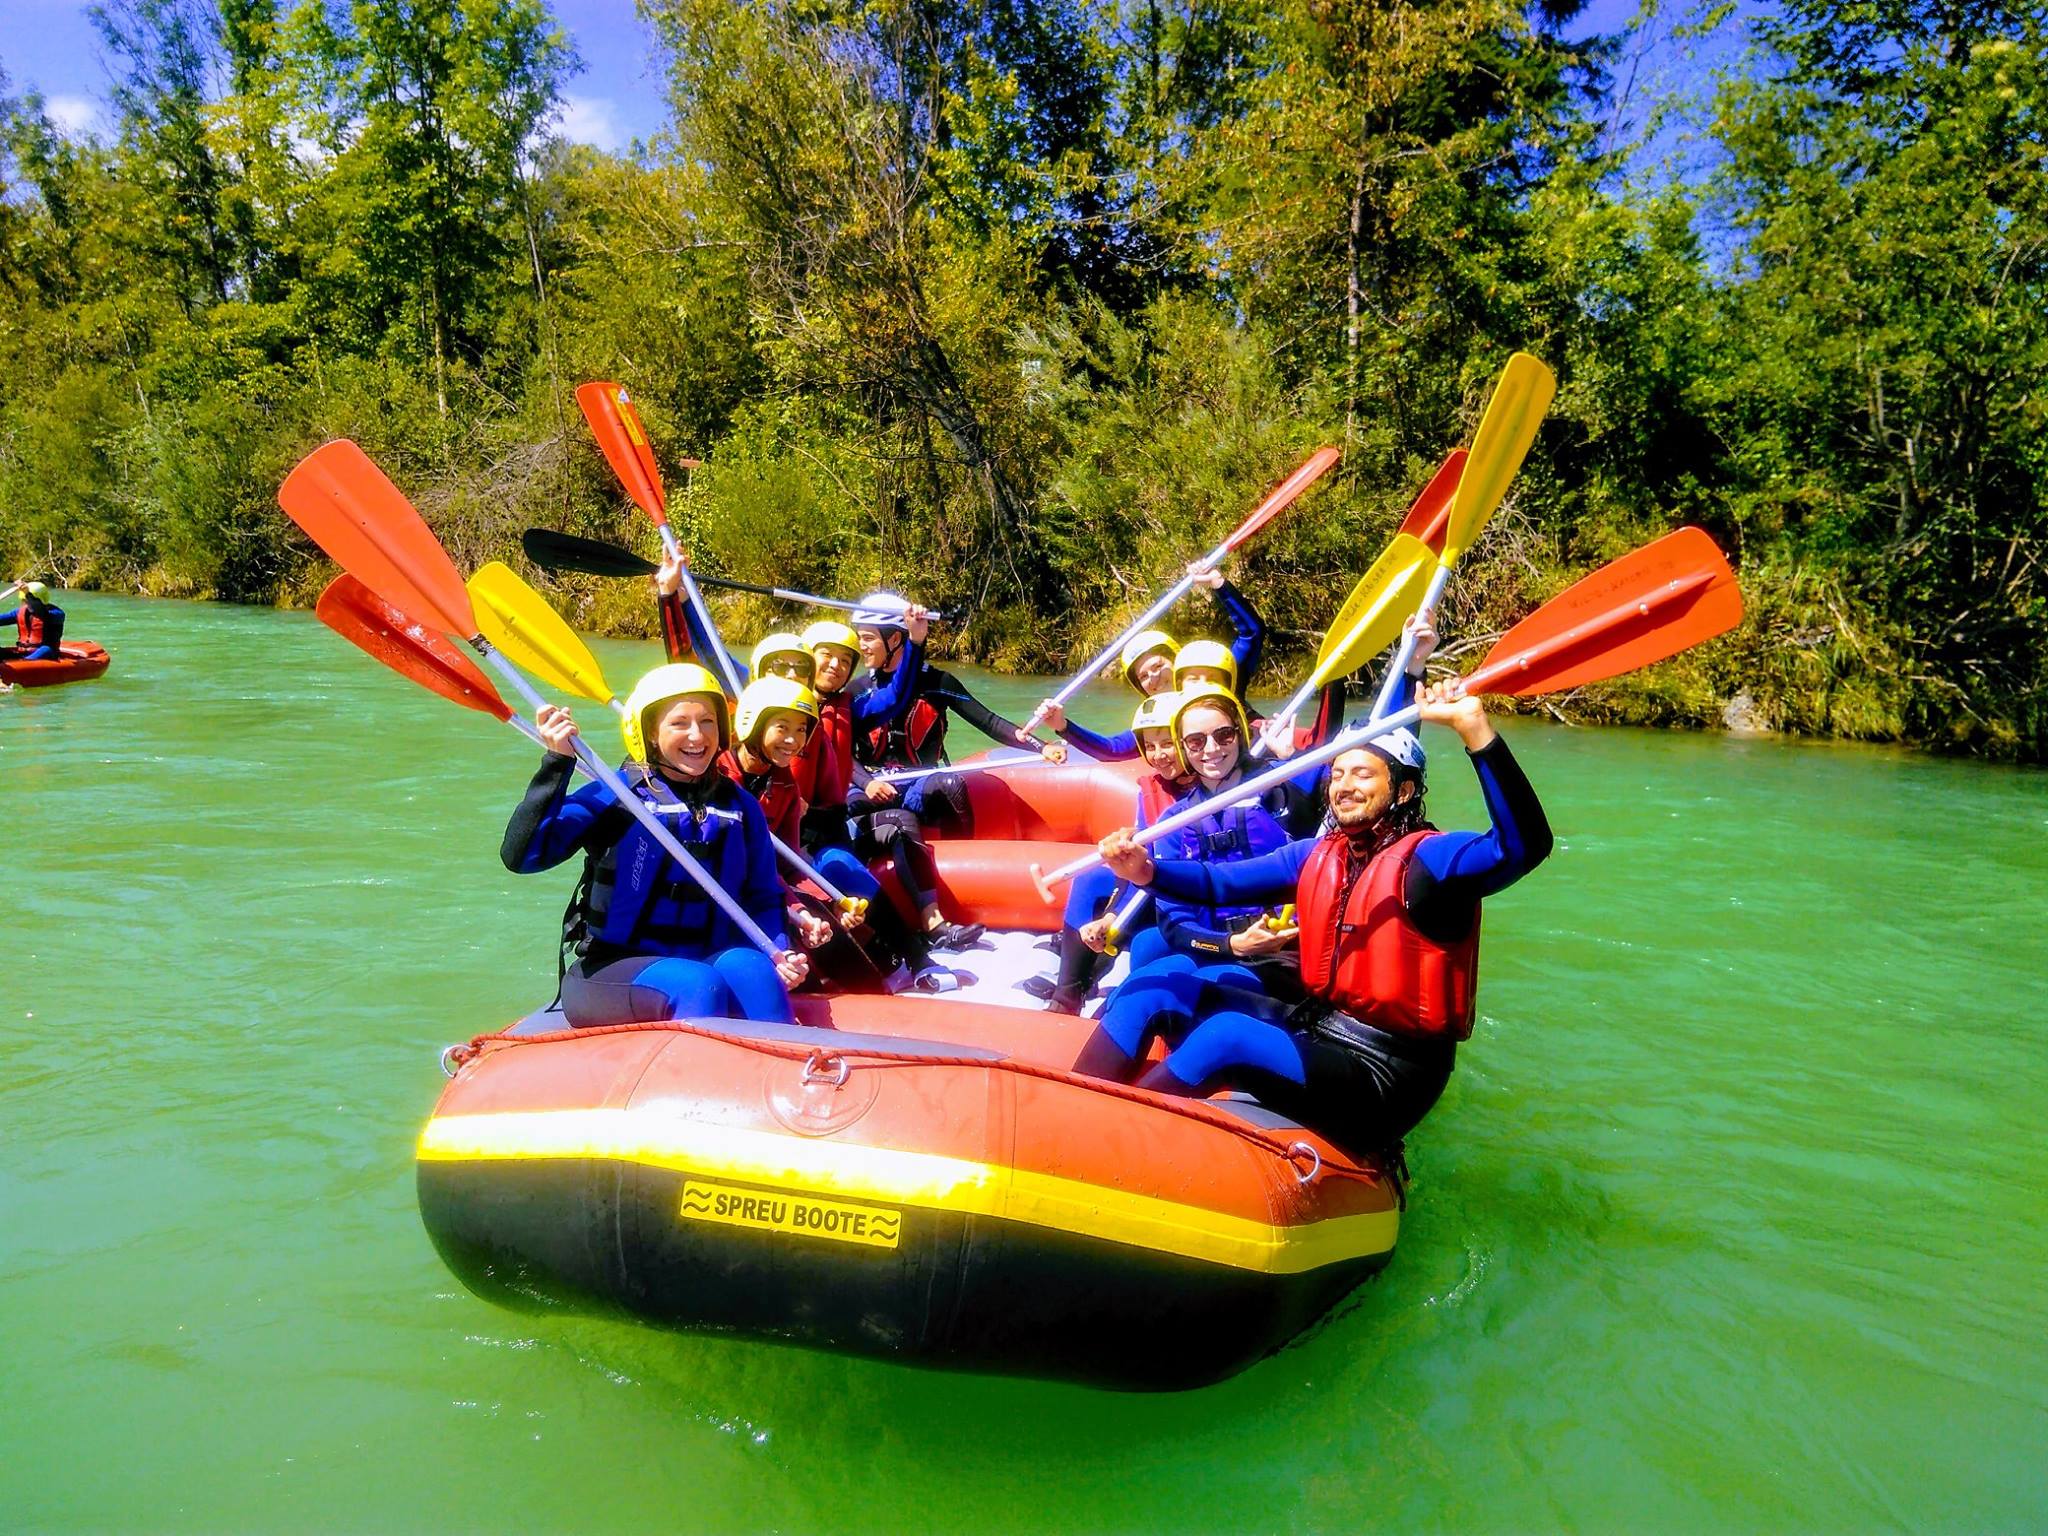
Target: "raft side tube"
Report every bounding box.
[418,1020,1399,1390]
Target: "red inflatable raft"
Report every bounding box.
[1,641,110,688]
[418,758,1404,1390]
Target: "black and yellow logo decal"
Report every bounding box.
[680,1180,901,1249]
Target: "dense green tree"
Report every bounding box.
[279,0,575,413]
[0,0,2041,757]
[1702,1,2047,751]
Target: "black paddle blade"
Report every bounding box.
[520,527,659,579]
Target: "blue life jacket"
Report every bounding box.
[571,770,760,958]
[1165,780,1295,929]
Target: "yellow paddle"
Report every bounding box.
[1108,534,1436,950]
[1368,352,1556,716]
[1253,533,1439,756]
[466,562,868,918]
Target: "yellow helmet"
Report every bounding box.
[735,675,819,749]
[20,581,50,602]
[620,662,731,763]
[801,619,861,658]
[1172,639,1238,692]
[1119,629,1178,690]
[750,631,813,680]
[1170,684,1250,775]
[1131,690,1180,736]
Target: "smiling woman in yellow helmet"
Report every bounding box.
[499,661,808,1030]
[1032,562,1269,764]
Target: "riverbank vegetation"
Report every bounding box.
[1,1,2041,757]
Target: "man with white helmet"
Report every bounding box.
[1084,679,1553,1156]
[846,589,1065,951]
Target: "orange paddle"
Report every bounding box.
[1031,526,1743,899]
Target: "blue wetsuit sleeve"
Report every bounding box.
[1214,580,1265,685]
[1146,836,1315,909]
[1406,734,1552,927]
[851,639,924,728]
[501,754,619,872]
[1059,720,1134,761]
[1157,899,1234,959]
[0,608,17,631]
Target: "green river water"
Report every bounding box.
[3,593,2044,1533]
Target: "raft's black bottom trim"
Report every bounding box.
[418,1159,1390,1391]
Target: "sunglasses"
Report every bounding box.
[766,656,814,681]
[1179,724,1240,753]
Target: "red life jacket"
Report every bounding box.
[1137,773,1182,825]
[1296,829,1480,1041]
[863,692,944,768]
[717,749,804,850]
[12,604,46,647]
[793,700,848,809]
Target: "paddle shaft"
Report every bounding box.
[871,753,1049,787]
[1370,563,1453,719]
[656,531,747,698]
[476,639,782,955]
[1029,571,1200,733]
[1038,564,1718,893]
[1103,887,1151,949]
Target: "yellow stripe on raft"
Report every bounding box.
[418,1109,1398,1275]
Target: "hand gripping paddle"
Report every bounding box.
[575,381,744,694]
[280,440,784,958]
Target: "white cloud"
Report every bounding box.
[554,92,625,153]
[44,93,109,141]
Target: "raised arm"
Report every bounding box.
[501,751,623,873]
[1212,578,1265,686]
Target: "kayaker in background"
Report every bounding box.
[1034,564,1266,763]
[1079,680,1553,1156]
[1,581,65,660]
[1019,691,1193,1013]
[847,592,1065,951]
[500,663,807,1028]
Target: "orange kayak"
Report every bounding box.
[417,758,1403,1390]
[0,641,110,688]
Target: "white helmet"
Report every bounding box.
[1364,726,1426,775]
[851,592,911,631]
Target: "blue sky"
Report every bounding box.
[0,0,1736,165]
[0,0,673,150]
